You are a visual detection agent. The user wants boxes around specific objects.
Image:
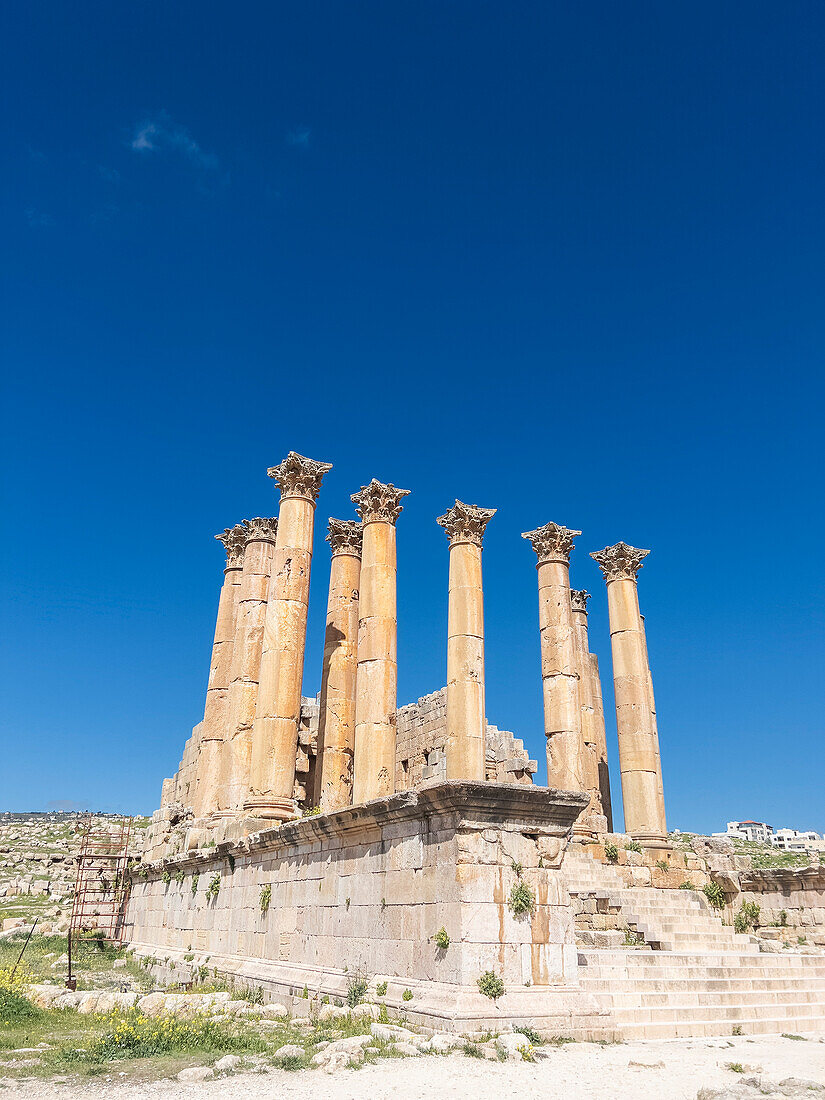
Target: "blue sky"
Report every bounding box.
[1,2,823,834]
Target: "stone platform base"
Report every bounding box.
[124,781,614,1039]
[128,943,614,1038]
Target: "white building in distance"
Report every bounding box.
[772,828,825,852]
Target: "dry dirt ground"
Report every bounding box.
[3,1034,824,1100]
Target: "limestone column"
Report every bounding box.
[351,479,410,805]
[437,500,496,782]
[589,651,613,831]
[570,591,608,832]
[315,518,363,813]
[590,542,667,844]
[245,453,332,820]
[639,613,666,831]
[522,523,587,802]
[192,524,246,818]
[214,517,278,816]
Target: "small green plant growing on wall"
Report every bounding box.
[734,901,760,934]
[206,874,221,901]
[260,884,271,914]
[477,971,505,1001]
[511,860,524,878]
[508,880,536,918]
[433,927,450,950]
[402,988,413,1002]
[702,882,726,910]
[604,843,619,864]
[655,859,669,872]
[779,909,788,927]
[161,870,171,885]
[679,880,696,891]
[191,872,200,893]
[376,980,388,996]
[174,869,185,884]
[346,973,369,1007]
[624,840,642,854]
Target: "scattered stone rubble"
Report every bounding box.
[0,813,149,933]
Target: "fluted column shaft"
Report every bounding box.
[352,479,409,805]
[438,501,495,781]
[215,520,277,815]
[523,524,586,798]
[592,543,666,844]
[246,454,331,820]
[570,592,606,830]
[639,614,666,830]
[316,520,362,812]
[192,525,246,817]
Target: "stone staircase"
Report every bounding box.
[564,846,825,1039]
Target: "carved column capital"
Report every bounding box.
[437,500,496,547]
[326,518,363,557]
[571,589,591,613]
[214,524,248,569]
[267,451,332,503]
[242,517,279,544]
[522,522,582,564]
[351,479,410,524]
[590,542,649,581]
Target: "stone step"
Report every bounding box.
[579,976,825,992]
[585,987,825,1008]
[617,1014,824,1040]
[599,1001,825,1025]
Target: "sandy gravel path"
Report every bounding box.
[2,1033,824,1100]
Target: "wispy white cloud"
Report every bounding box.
[130,111,218,170]
[286,125,311,149]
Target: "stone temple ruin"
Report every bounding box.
[125,452,825,1038]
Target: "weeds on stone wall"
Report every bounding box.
[433,927,450,950]
[508,880,536,918]
[206,874,221,901]
[174,870,185,885]
[375,980,388,996]
[191,872,199,894]
[702,882,726,910]
[624,841,642,854]
[402,989,413,1001]
[260,884,271,914]
[734,901,760,933]
[476,971,505,1000]
[346,972,369,1008]
[604,843,619,864]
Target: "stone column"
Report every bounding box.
[246,453,332,821]
[351,479,410,805]
[437,500,496,781]
[639,613,666,831]
[570,591,608,833]
[215,517,278,816]
[589,651,613,831]
[192,524,246,818]
[522,523,588,804]
[590,542,667,844]
[315,518,363,813]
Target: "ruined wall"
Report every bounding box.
[164,687,536,817]
[126,783,612,1037]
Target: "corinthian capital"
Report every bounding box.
[437,500,496,547]
[243,517,278,543]
[267,451,332,503]
[570,589,591,613]
[590,542,649,581]
[521,522,581,564]
[215,524,248,568]
[326,518,363,557]
[351,479,410,524]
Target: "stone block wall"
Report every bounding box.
[737,867,825,945]
[163,687,537,820]
[394,689,537,790]
[126,782,612,1035]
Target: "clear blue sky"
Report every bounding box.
[2,2,823,834]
